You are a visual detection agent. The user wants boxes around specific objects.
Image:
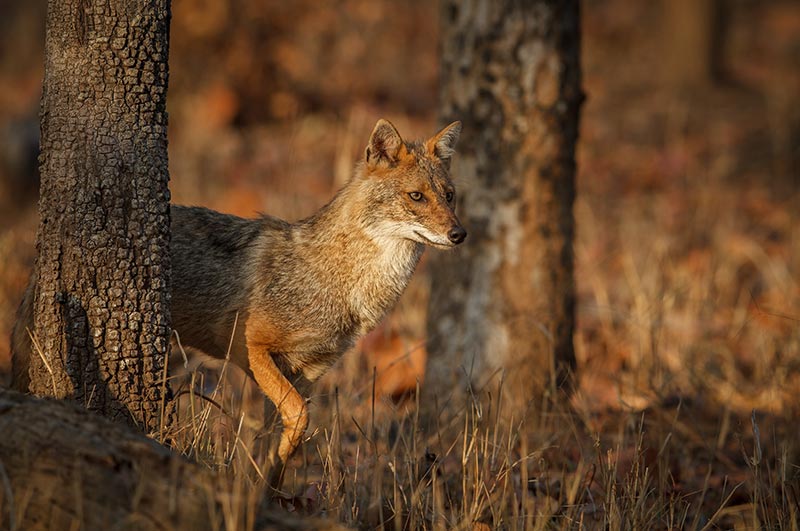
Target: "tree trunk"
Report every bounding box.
[426,0,582,407]
[29,0,172,432]
[663,0,727,88]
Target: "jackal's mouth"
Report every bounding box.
[413,230,454,249]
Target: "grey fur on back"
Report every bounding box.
[169,206,285,362]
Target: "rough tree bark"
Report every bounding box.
[426,0,582,407]
[28,0,172,432]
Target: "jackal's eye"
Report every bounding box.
[408,192,423,201]
[445,191,454,203]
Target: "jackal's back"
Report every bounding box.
[169,205,288,360]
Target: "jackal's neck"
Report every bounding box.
[293,180,423,326]
[297,180,422,266]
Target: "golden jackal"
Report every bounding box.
[12,118,464,481]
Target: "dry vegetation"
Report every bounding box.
[1,0,799,529]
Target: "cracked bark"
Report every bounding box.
[426,0,582,407]
[29,0,172,433]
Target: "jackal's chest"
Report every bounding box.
[251,239,422,380]
[348,287,402,335]
[278,321,360,380]
[345,240,422,329]
[256,292,395,382]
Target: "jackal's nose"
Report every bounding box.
[448,226,467,244]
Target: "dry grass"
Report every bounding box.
[145,84,799,527]
[156,322,800,530]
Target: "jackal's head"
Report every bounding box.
[359,119,466,249]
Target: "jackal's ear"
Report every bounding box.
[426,121,462,166]
[366,119,403,168]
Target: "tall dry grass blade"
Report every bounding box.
[158,332,173,441]
[26,327,57,396]
[700,482,745,531]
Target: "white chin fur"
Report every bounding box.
[410,229,452,247]
[367,221,451,247]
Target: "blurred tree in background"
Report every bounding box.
[426,0,583,410]
[663,0,728,88]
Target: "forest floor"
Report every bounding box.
[0,0,798,528]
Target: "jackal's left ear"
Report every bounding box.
[426,121,462,166]
[366,119,404,168]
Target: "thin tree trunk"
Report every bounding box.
[663,0,727,88]
[28,0,172,432]
[426,0,582,408]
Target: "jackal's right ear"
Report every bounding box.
[366,119,403,168]
[426,121,462,167]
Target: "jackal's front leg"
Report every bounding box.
[247,348,308,489]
